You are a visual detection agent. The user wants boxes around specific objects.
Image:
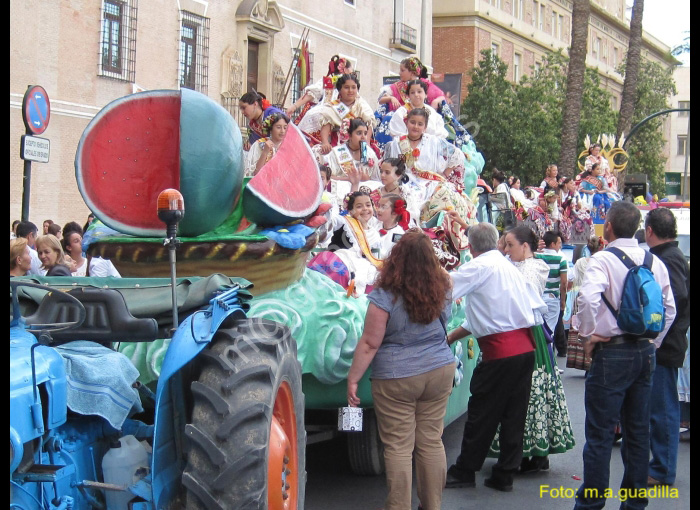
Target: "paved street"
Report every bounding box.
[305,368,690,509]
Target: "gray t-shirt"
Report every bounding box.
[367,287,454,380]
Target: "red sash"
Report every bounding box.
[478,328,535,361]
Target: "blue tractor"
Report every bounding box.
[10,276,305,510]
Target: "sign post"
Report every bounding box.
[20,85,51,221]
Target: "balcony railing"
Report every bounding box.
[390,22,417,52]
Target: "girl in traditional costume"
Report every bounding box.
[290,55,354,137]
[368,158,421,226]
[385,109,474,267]
[375,194,410,258]
[383,108,465,202]
[239,92,284,149]
[584,143,617,192]
[327,119,380,181]
[388,80,448,139]
[307,191,382,295]
[245,113,289,176]
[316,74,375,155]
[378,56,445,111]
[539,164,560,191]
[324,119,381,210]
[579,163,614,222]
[375,56,473,152]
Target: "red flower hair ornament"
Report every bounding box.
[394,199,410,230]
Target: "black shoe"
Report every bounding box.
[445,465,476,488]
[521,456,549,474]
[484,477,513,492]
[519,457,536,474]
[534,457,550,472]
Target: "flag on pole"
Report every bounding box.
[298,40,311,89]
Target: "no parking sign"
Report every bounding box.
[22,85,51,135]
[19,85,52,220]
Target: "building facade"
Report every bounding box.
[432,0,677,108]
[11,0,430,228]
[664,66,690,198]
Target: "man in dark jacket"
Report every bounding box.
[644,208,690,486]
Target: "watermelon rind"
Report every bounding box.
[242,123,323,227]
[178,89,243,236]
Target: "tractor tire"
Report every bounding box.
[347,408,385,476]
[183,318,306,510]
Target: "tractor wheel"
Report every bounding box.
[183,318,306,510]
[347,408,385,476]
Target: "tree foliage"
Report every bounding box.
[461,50,616,186]
[620,60,677,197]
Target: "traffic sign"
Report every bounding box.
[22,85,51,135]
[20,135,50,163]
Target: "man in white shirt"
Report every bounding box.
[16,221,44,276]
[574,201,676,510]
[445,223,546,492]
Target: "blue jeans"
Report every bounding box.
[574,341,656,510]
[648,365,679,484]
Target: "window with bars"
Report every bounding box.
[179,11,209,94]
[98,0,137,81]
[677,136,688,156]
[678,101,690,117]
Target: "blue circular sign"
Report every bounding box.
[23,85,51,135]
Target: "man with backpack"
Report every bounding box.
[644,208,689,487]
[574,201,676,510]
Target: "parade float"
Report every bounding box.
[12,89,482,510]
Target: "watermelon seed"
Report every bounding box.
[126,137,130,141]
[148,117,152,121]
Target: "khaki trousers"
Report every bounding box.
[371,363,455,510]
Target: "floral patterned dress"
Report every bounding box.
[488,256,576,459]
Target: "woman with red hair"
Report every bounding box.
[347,230,455,510]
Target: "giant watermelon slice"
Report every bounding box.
[75,89,243,237]
[242,123,323,226]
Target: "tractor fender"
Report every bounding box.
[152,288,247,509]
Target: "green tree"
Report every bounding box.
[459,51,521,178]
[462,50,616,186]
[621,60,677,197]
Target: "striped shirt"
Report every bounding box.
[535,250,567,298]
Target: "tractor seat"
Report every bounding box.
[24,287,159,346]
